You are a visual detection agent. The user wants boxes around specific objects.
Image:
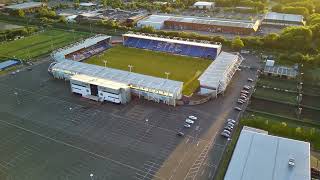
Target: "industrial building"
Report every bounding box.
[193,1,215,9]
[198,52,242,96]
[262,12,305,26]
[49,60,183,105]
[224,128,310,180]
[123,33,222,60]
[263,60,298,79]
[4,2,46,11]
[137,14,260,35]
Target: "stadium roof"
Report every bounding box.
[79,2,96,7]
[52,35,111,62]
[198,52,240,92]
[264,65,298,77]
[52,60,183,96]
[225,129,310,180]
[5,2,44,10]
[264,12,304,23]
[71,74,128,90]
[123,33,222,49]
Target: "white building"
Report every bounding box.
[193,1,215,9]
[262,12,305,26]
[225,128,310,180]
[137,14,172,30]
[198,52,242,97]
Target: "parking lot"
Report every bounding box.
[0,54,259,180]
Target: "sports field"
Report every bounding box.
[0,29,89,61]
[86,45,212,95]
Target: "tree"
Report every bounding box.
[231,36,244,50]
[140,25,156,33]
[18,9,25,17]
[278,26,313,51]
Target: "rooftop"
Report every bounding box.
[224,129,310,180]
[71,74,129,90]
[52,60,183,96]
[264,65,298,77]
[264,12,304,22]
[5,2,44,10]
[140,14,260,29]
[198,52,240,92]
[193,1,214,6]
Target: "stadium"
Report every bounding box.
[49,32,241,106]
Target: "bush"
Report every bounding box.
[231,36,244,50]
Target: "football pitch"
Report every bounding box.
[86,45,212,95]
[0,29,89,61]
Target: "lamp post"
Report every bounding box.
[103,60,107,68]
[128,65,133,72]
[165,72,170,79]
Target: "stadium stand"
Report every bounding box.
[123,33,222,60]
[52,35,111,62]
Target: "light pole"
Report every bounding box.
[165,72,170,79]
[128,65,133,72]
[90,173,94,180]
[103,60,108,68]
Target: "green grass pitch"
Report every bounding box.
[86,45,212,95]
[0,29,89,61]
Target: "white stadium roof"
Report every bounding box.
[264,12,304,23]
[123,33,221,49]
[193,1,214,6]
[52,35,110,62]
[225,129,310,180]
[198,52,240,93]
[51,60,183,96]
[71,74,128,90]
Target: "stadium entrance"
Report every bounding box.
[90,84,98,96]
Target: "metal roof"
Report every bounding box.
[0,60,20,70]
[264,12,304,23]
[225,129,310,180]
[52,60,183,95]
[264,65,298,77]
[5,2,44,10]
[52,35,110,62]
[193,1,214,6]
[198,52,240,91]
[123,33,221,49]
[139,14,260,29]
[71,74,129,90]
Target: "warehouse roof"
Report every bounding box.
[225,129,310,180]
[198,52,240,92]
[264,12,304,23]
[52,35,110,62]
[193,1,214,6]
[264,65,298,77]
[5,2,44,10]
[52,60,183,96]
[71,74,128,90]
[123,33,221,49]
[166,16,260,29]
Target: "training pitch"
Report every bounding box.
[0,29,89,61]
[86,45,212,95]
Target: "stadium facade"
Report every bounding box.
[50,34,240,106]
[123,33,222,60]
[137,14,260,35]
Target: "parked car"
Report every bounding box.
[240,93,247,97]
[227,119,236,124]
[238,98,245,103]
[177,132,185,136]
[184,124,191,128]
[221,132,230,138]
[185,119,194,124]
[237,100,244,104]
[234,107,242,111]
[188,115,197,120]
[248,78,254,82]
[243,85,251,90]
[225,125,233,131]
[223,129,231,135]
[227,122,235,126]
[241,90,249,94]
[240,96,247,100]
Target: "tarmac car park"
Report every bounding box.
[0,53,260,180]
